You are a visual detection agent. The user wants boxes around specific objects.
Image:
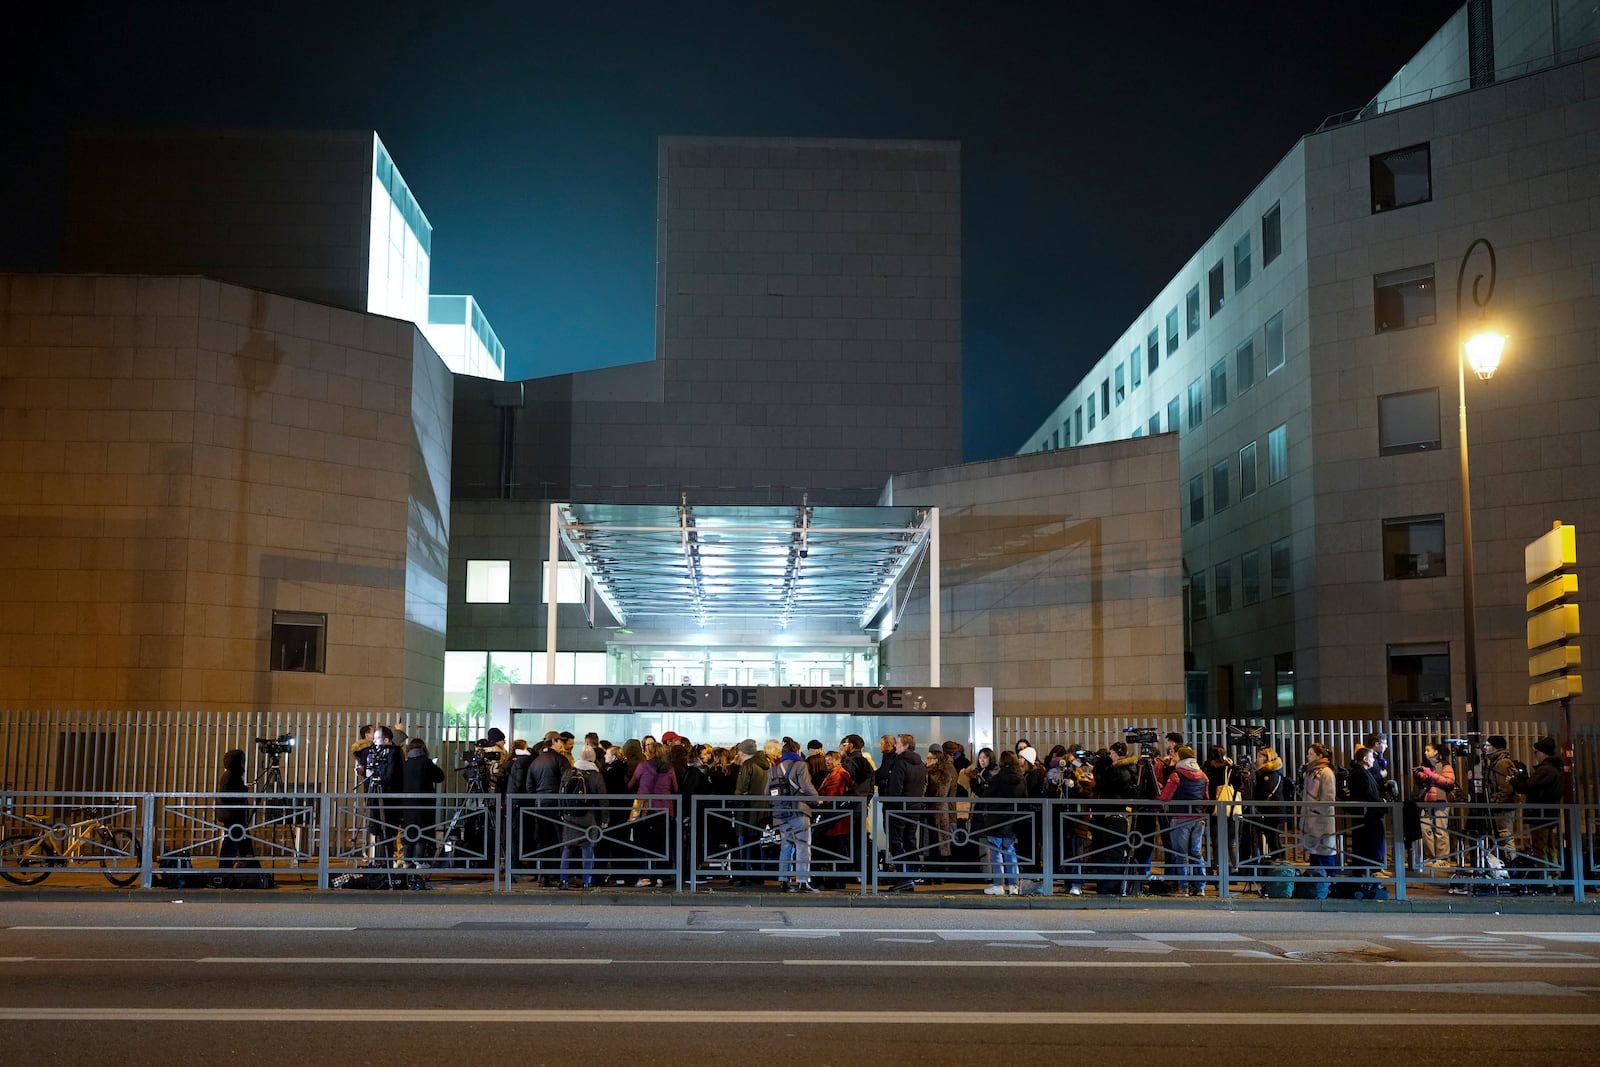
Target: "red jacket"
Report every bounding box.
[1157,761,1210,820]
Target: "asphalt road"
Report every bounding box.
[2,901,1598,1065]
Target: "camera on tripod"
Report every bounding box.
[254,733,295,756]
[1123,727,1159,745]
[1226,724,1268,749]
[1443,735,1480,749]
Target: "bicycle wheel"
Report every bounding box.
[99,829,141,887]
[0,834,55,886]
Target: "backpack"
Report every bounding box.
[560,768,590,813]
[768,762,798,798]
[1333,766,1351,803]
[1486,752,1527,802]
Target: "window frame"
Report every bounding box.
[1262,201,1282,266]
[1373,264,1437,332]
[1211,457,1231,513]
[1239,440,1258,499]
[1268,423,1287,484]
[1370,142,1432,213]
[1209,358,1228,413]
[1186,286,1201,337]
[1235,337,1256,394]
[1241,549,1262,606]
[1233,233,1252,291]
[1264,311,1285,375]
[466,559,512,604]
[1382,514,1448,580]
[1187,379,1204,431]
[1214,560,1233,615]
[1188,474,1205,525]
[1270,535,1293,598]
[1165,308,1179,356]
[1378,387,1442,455]
[1208,261,1225,317]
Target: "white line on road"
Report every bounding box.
[1293,982,1584,996]
[784,959,1190,968]
[0,1008,1595,1025]
[6,926,357,932]
[198,957,613,965]
[758,928,1095,935]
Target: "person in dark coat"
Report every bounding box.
[1522,737,1566,888]
[398,738,445,886]
[525,735,572,884]
[1345,745,1387,897]
[882,733,928,887]
[970,749,1027,893]
[216,748,253,868]
[558,747,607,889]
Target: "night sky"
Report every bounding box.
[4,1,1464,460]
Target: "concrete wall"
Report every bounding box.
[881,436,1185,720]
[62,129,375,315]
[453,136,962,507]
[0,273,451,716]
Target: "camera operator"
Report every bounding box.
[363,726,403,859]
[1481,734,1520,864]
[217,748,254,868]
[399,737,444,888]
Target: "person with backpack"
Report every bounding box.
[557,746,607,889]
[1413,740,1456,866]
[768,740,821,892]
[1251,746,1288,868]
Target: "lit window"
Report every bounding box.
[1371,143,1431,212]
[1374,265,1436,332]
[1383,515,1447,579]
[466,560,511,603]
[1268,423,1287,483]
[1378,388,1441,455]
[542,560,585,605]
[1244,658,1264,711]
[1262,202,1281,266]
[1233,233,1252,291]
[1239,441,1258,498]
[1265,311,1285,374]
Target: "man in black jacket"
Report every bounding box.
[1522,737,1566,890]
[525,734,572,884]
[883,733,928,888]
[1345,745,1387,898]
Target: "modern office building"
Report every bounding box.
[1022,0,1600,723]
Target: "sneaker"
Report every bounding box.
[1006,885,1021,895]
[1067,886,1082,896]
[983,885,1007,895]
[635,877,653,888]
[796,882,820,894]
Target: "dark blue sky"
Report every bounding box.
[3,1,1462,459]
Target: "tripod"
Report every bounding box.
[439,767,491,870]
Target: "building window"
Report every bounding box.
[1191,570,1208,622]
[1388,643,1451,719]
[1115,364,1126,405]
[1051,428,1060,449]
[1087,400,1096,431]
[1262,202,1281,266]
[1270,536,1293,597]
[1165,308,1179,355]
[1186,286,1201,337]
[1265,311,1285,374]
[1101,378,1110,417]
[1215,560,1233,615]
[1131,427,1143,438]
[1210,359,1227,412]
[1268,423,1287,483]
[1233,233,1252,291]
[1130,348,1142,390]
[1239,441,1258,499]
[1208,261,1225,316]
[1378,388,1441,454]
[1147,328,1160,376]
[1275,651,1296,710]
[1149,413,1161,435]
[1075,406,1084,441]
[542,560,585,604]
[1374,264,1436,332]
[1236,338,1256,393]
[1243,658,1264,712]
[1371,142,1431,212]
[1167,396,1180,436]
[1187,379,1204,430]
[466,559,511,603]
[1188,474,1205,525]
[1062,419,1071,447]
[1212,458,1231,512]
[1383,514,1447,579]
[270,610,326,673]
[1241,549,1261,606]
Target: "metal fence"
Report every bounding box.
[3,790,1594,902]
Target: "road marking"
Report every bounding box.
[1512,933,1600,943]
[784,959,1190,968]
[1135,933,1250,942]
[1293,982,1584,997]
[0,1008,1594,1025]
[6,926,357,932]
[874,938,936,944]
[197,957,612,965]
[936,931,1046,941]
[758,928,1095,935]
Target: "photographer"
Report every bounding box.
[1345,745,1386,897]
[398,738,444,888]
[363,726,402,858]
[216,749,253,868]
[1413,740,1455,866]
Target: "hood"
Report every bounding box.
[1257,754,1282,773]
[1174,758,1202,773]
[780,751,804,763]
[573,759,597,772]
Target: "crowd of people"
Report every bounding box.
[326,722,1572,896]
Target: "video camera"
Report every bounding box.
[1225,724,1269,749]
[1123,727,1159,745]
[1442,735,1480,749]
[254,733,295,756]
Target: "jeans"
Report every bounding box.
[1167,818,1206,890]
[778,814,812,884]
[559,843,595,883]
[985,833,1019,888]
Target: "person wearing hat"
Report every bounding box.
[1522,737,1566,889]
[1481,734,1522,865]
[733,739,773,885]
[1156,744,1210,895]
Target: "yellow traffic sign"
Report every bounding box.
[1529,674,1582,704]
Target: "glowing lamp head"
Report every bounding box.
[1464,328,1505,380]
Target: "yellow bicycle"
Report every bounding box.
[0,811,141,886]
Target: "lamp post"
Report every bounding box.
[1454,237,1506,743]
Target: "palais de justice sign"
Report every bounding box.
[507,685,977,714]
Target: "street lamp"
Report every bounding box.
[1454,237,1507,743]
